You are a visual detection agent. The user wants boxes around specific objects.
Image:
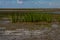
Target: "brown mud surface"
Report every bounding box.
[0,22,60,30]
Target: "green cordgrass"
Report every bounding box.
[0,11,60,23]
[9,12,53,23]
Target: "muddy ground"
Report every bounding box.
[0,22,60,40]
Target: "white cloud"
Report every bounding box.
[49,2,52,6]
[17,0,23,4]
[33,1,60,7]
[48,2,60,6]
[33,1,48,4]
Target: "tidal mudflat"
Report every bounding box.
[0,22,60,40]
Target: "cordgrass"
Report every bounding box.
[9,12,53,23]
[0,11,60,23]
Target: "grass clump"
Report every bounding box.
[18,12,53,22]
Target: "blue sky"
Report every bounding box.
[0,0,60,8]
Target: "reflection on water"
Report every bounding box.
[0,21,11,24]
[43,12,60,14]
[0,17,11,24]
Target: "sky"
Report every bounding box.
[0,0,60,8]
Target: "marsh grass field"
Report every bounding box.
[0,9,60,30]
[1,11,60,22]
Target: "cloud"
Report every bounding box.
[33,1,60,6]
[48,2,60,6]
[33,1,48,4]
[17,0,23,4]
[48,2,52,6]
